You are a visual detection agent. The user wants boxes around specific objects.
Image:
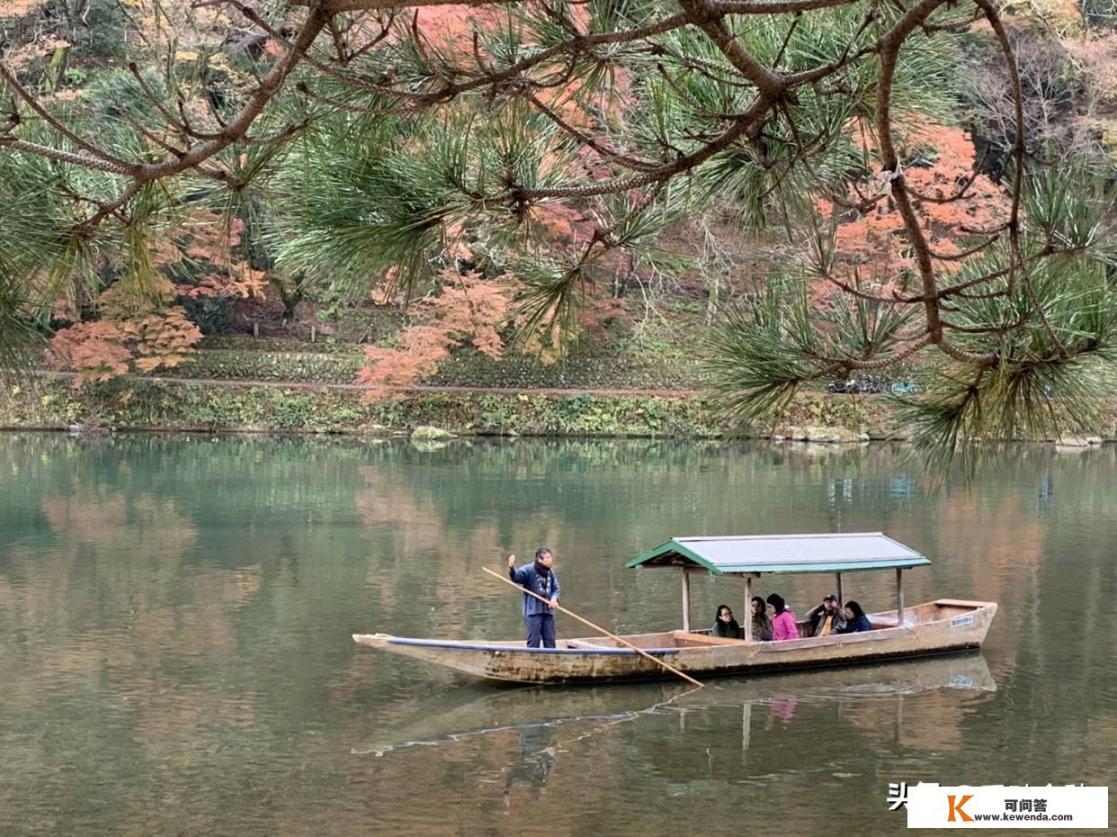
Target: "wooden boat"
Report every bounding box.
[354,532,998,684]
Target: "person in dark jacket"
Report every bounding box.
[838,600,873,633]
[712,604,742,638]
[508,548,560,648]
[806,593,847,636]
[750,596,773,641]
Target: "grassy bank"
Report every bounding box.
[167,337,709,390]
[2,376,904,439]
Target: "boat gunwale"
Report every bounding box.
[363,599,996,657]
[376,636,683,656]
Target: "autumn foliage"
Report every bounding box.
[815,118,1010,300]
[358,269,519,400]
[48,210,264,385]
[49,301,202,385]
[347,6,634,398]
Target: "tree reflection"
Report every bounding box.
[0,434,1115,834]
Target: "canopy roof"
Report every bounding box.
[626,532,930,575]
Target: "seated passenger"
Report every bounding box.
[750,596,773,641]
[712,604,742,638]
[807,593,847,636]
[766,593,800,641]
[839,600,873,633]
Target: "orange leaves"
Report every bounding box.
[180,216,245,263]
[443,221,474,263]
[411,6,488,53]
[358,269,519,401]
[858,116,977,171]
[168,210,263,301]
[0,0,51,14]
[48,306,202,385]
[0,1,68,71]
[2,34,69,74]
[815,118,1011,300]
[46,207,259,386]
[525,203,580,243]
[98,274,177,317]
[856,118,1009,235]
[179,267,266,300]
[126,309,203,372]
[48,302,202,386]
[425,272,515,360]
[225,267,267,299]
[357,343,447,401]
[889,120,1008,236]
[47,321,133,385]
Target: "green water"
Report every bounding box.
[0,434,1114,835]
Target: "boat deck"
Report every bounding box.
[557,600,985,651]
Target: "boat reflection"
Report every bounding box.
[354,653,995,757]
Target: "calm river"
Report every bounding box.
[0,434,1114,835]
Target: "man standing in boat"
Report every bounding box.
[508,549,560,648]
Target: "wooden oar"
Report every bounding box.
[482,566,704,688]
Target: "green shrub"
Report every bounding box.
[182,296,233,335]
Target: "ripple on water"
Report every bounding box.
[0,434,1115,835]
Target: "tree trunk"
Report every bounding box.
[268,276,304,322]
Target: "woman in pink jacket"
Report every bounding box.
[766,593,800,641]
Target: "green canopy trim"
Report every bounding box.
[626,532,931,575]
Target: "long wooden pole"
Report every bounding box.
[482,566,704,688]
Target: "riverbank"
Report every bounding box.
[3,373,889,439]
[3,434,1114,835]
[5,373,1117,444]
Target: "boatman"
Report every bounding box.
[507,548,560,648]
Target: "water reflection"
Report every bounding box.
[355,655,995,759]
[504,725,557,799]
[1,434,1115,835]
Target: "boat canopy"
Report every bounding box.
[626,532,930,575]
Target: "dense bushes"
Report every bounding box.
[0,376,901,439]
[9,375,1116,440]
[173,348,364,383]
[2,378,716,436]
[164,345,706,389]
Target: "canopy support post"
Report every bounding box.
[681,569,691,632]
[743,574,753,642]
[836,572,843,605]
[896,567,905,627]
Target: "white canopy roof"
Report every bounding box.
[626,532,930,575]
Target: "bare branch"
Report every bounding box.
[0,137,133,174]
[511,96,772,200]
[524,92,662,172]
[875,0,948,342]
[711,0,862,12]
[0,63,139,172]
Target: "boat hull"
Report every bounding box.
[353,598,997,685]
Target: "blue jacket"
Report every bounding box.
[850,614,873,632]
[509,563,560,618]
[838,614,873,633]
